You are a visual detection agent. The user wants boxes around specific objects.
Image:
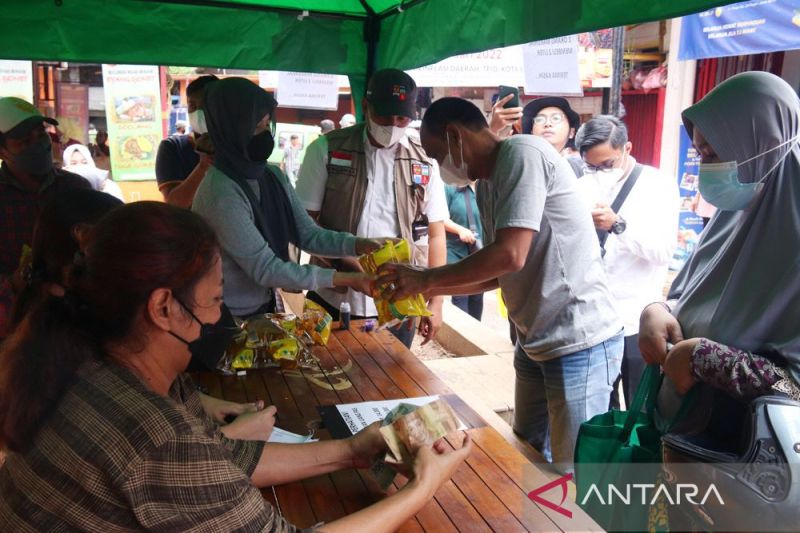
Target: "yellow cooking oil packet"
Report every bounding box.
[358,240,431,326]
[299,299,332,346]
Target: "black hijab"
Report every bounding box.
[204,77,298,261]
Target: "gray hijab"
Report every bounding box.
[670,72,800,382]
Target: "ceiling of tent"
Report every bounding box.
[0,0,734,78]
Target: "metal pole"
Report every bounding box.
[610,25,626,117]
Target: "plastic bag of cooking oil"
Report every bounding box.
[221,314,313,372]
[358,239,431,326]
[297,300,332,346]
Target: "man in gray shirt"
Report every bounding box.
[379,97,622,468]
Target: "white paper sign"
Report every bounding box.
[276,71,340,110]
[0,60,34,102]
[335,395,440,435]
[522,35,583,96]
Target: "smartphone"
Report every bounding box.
[497,85,520,108]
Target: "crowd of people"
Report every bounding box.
[0,66,797,530]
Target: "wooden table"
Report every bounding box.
[195,323,602,532]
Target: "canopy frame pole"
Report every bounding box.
[610,25,626,117]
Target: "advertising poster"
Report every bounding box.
[680,0,800,60]
[101,64,163,181]
[0,60,34,101]
[671,125,705,271]
[56,84,89,145]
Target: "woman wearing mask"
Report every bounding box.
[0,201,472,531]
[192,77,385,318]
[9,189,275,441]
[639,72,800,406]
[62,144,125,201]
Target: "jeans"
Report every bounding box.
[513,331,623,468]
[451,294,484,321]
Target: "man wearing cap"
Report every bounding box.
[523,97,585,178]
[296,69,448,348]
[0,97,90,337]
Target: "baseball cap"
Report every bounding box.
[366,69,417,119]
[0,97,58,139]
[522,97,580,134]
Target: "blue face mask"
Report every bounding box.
[698,135,799,211]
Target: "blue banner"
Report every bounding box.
[670,126,705,271]
[679,0,800,61]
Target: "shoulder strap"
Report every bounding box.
[597,163,643,251]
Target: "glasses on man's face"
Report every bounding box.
[584,157,623,174]
[533,113,566,126]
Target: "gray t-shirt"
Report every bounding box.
[478,135,620,360]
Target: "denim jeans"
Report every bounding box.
[451,294,484,321]
[513,331,624,468]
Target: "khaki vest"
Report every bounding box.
[316,124,435,266]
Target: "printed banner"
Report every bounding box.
[408,31,613,91]
[522,35,583,95]
[101,64,163,181]
[679,0,800,60]
[671,125,705,271]
[0,60,34,102]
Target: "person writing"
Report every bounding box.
[0,201,472,531]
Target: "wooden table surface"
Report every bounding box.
[194,322,602,532]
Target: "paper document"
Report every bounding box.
[334,395,440,434]
[267,427,317,444]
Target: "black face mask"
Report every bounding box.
[169,301,239,372]
[247,130,275,162]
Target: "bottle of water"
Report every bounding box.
[339,301,351,330]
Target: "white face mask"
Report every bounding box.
[188,109,207,134]
[367,115,405,148]
[440,130,472,187]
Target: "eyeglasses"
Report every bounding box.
[583,156,624,174]
[533,113,566,126]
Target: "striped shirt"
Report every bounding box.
[0,360,306,532]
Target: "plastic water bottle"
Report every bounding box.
[339,301,351,330]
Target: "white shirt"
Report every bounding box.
[575,159,680,334]
[296,129,448,317]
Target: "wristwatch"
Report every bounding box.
[610,215,627,235]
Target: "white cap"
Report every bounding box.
[0,97,58,137]
[339,113,356,128]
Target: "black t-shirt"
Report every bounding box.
[155,135,200,187]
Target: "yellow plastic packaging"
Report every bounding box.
[298,300,332,346]
[358,240,431,326]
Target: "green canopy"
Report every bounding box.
[2,0,732,92]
